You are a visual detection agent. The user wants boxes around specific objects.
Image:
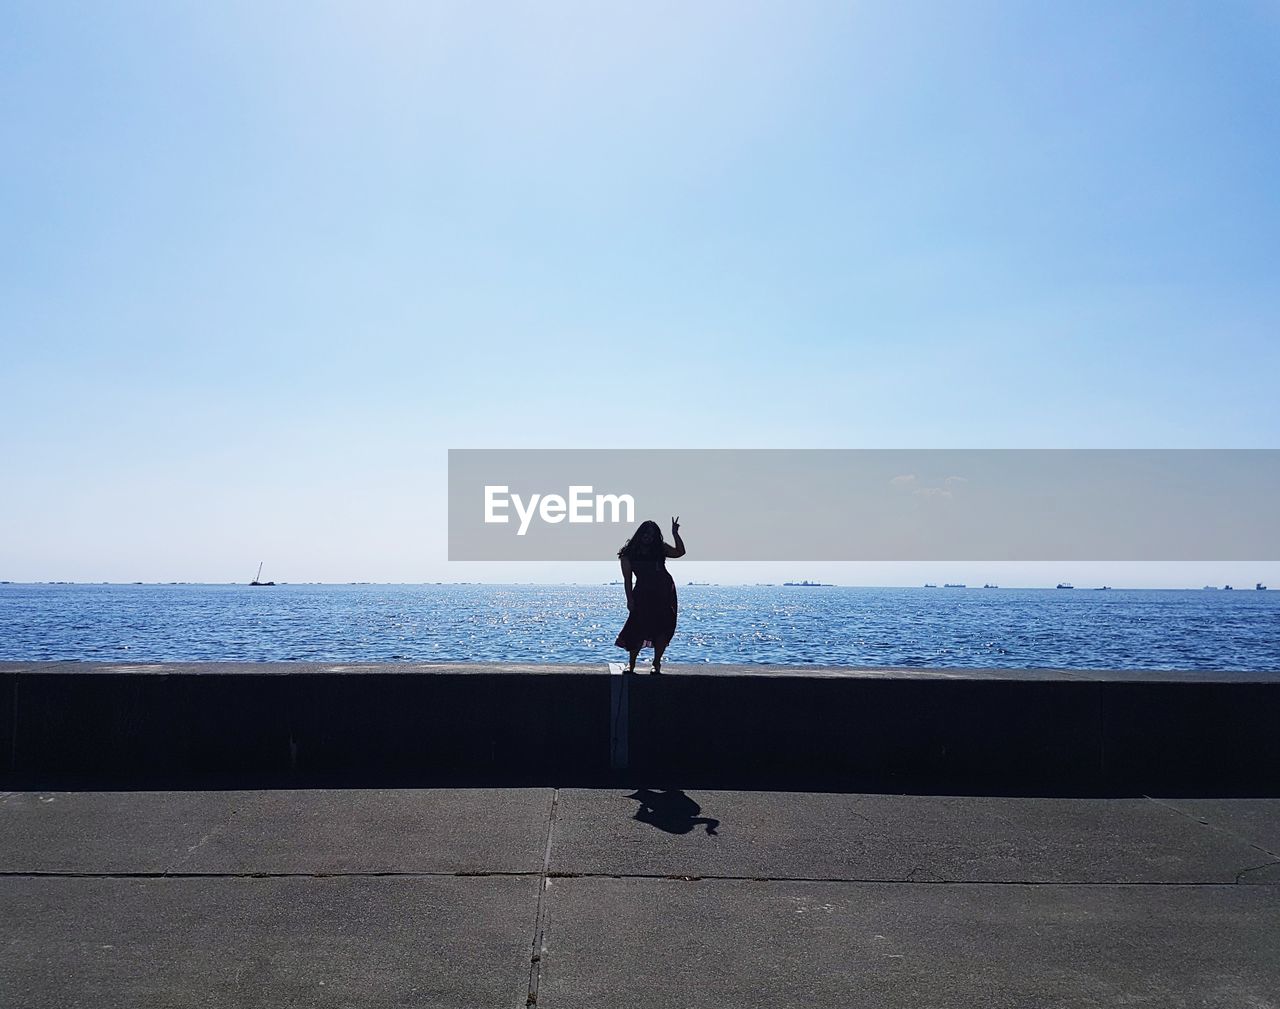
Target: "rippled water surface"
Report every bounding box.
[2,583,1279,671]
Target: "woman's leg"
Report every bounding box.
[627,647,639,673]
[652,641,666,673]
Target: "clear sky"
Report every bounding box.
[2,2,1278,586]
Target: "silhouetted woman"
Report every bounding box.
[615,517,685,673]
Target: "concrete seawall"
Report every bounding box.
[2,662,1277,791]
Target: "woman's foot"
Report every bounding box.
[651,659,661,674]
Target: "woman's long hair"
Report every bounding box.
[618,519,665,560]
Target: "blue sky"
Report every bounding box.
[2,2,1278,585]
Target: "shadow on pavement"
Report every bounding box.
[627,788,720,835]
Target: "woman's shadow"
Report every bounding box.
[627,789,720,836]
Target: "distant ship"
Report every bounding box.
[1258,583,1268,591]
[943,583,966,589]
[1094,586,1112,591]
[982,584,999,589]
[1224,584,1234,591]
[1203,585,1218,590]
[924,583,938,588]
[783,580,832,587]
[1056,583,1074,590]
[249,562,275,587]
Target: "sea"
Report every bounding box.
[1,582,1278,671]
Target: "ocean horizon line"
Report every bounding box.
[1,580,1271,591]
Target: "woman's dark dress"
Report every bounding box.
[615,549,678,652]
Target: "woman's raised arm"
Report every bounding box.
[665,516,685,558]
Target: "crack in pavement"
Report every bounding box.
[6,870,1260,886]
[524,786,559,1007]
[0,869,543,879]
[163,803,243,875]
[1145,796,1280,861]
[1234,860,1280,884]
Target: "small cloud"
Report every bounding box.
[890,474,917,487]
[914,486,953,499]
[944,475,968,487]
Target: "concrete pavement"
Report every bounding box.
[2,786,1278,1007]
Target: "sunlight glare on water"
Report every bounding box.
[2,583,1279,671]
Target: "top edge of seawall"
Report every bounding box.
[0,660,1276,683]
